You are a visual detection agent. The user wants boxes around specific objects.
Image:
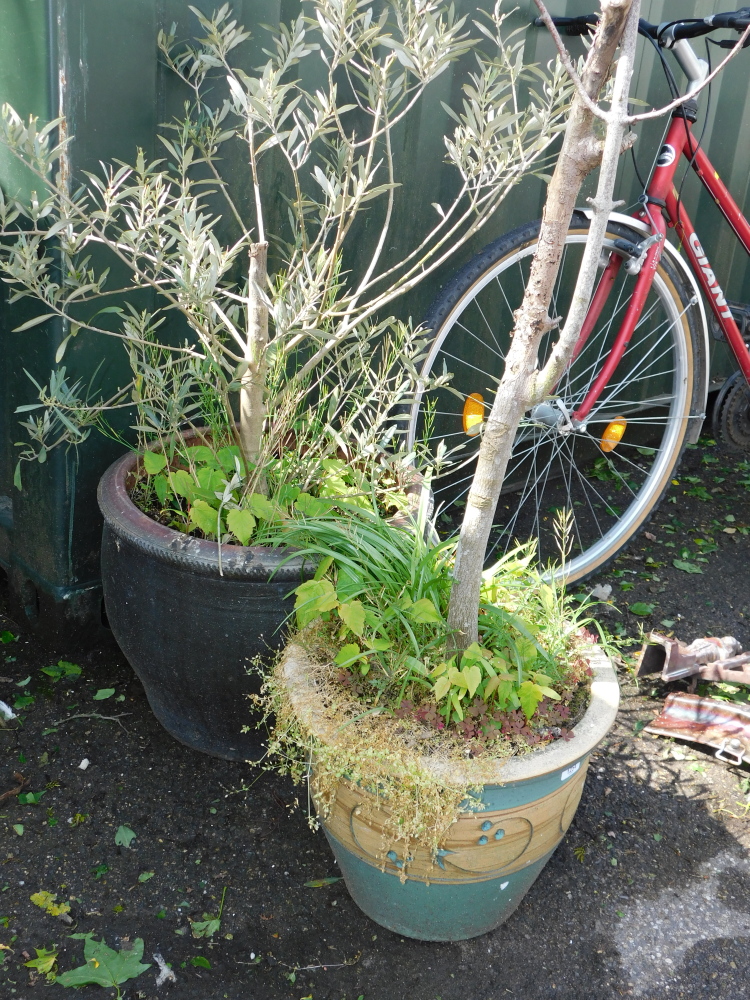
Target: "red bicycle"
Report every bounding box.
[407,8,750,582]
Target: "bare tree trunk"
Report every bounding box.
[241,242,269,494]
[447,0,640,651]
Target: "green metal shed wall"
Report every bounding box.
[0,1,748,635]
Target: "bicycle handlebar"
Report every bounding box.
[534,9,750,45]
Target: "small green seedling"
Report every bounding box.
[189,886,227,939]
[41,661,81,682]
[24,946,58,982]
[18,790,46,806]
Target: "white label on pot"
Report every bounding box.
[561,762,580,782]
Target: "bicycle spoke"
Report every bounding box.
[472,300,507,359]
[454,319,506,362]
[413,215,695,581]
[437,348,503,381]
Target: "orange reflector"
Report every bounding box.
[600,417,627,452]
[463,393,485,436]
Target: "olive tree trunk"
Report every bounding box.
[447,0,640,650]
[240,241,269,493]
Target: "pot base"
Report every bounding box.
[319,753,589,940]
[324,826,553,940]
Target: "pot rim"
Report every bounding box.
[280,641,618,786]
[97,445,311,581]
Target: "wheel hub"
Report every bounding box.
[529,398,576,435]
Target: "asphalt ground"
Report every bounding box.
[0,434,749,999]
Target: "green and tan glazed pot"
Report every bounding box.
[280,643,618,941]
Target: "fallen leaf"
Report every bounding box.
[30,890,70,918]
[56,934,150,989]
[304,877,343,888]
[629,602,655,616]
[644,531,657,541]
[24,946,58,981]
[672,559,703,574]
[114,825,136,848]
[93,688,115,701]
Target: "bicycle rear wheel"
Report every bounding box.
[408,212,703,582]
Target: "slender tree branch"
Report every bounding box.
[533,1,640,399]
[532,0,610,122]
[627,23,750,122]
[535,0,750,127]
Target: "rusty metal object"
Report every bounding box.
[637,632,744,681]
[645,693,750,765]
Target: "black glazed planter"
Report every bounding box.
[97,449,312,760]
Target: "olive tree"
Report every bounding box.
[0,0,571,503]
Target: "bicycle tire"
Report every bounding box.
[408,211,704,583]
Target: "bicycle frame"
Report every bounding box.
[571,111,750,424]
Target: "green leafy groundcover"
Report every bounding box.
[56,934,151,992]
[133,446,410,548]
[274,504,599,744]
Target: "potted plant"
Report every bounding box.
[259,505,618,939]
[255,1,651,937]
[0,3,569,758]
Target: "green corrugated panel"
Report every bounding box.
[0,1,48,201]
[1,1,748,635]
